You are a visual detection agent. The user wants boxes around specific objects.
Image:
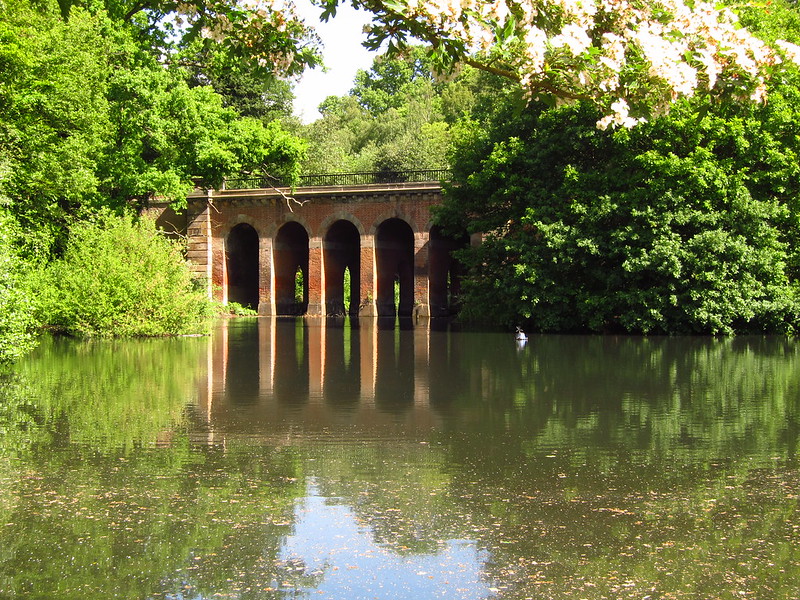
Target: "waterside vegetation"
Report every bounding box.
[3,0,800,362]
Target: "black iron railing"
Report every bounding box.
[223,168,451,190]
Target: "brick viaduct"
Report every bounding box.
[153,176,471,318]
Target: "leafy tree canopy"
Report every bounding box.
[299,45,510,173]
[316,0,800,127]
[56,0,322,78]
[0,0,307,257]
[436,51,800,334]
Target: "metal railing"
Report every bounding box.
[223,168,451,190]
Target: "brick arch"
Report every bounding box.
[274,220,310,315]
[368,210,419,236]
[222,214,261,239]
[225,221,260,310]
[322,218,362,317]
[265,215,312,239]
[319,212,366,237]
[374,217,416,317]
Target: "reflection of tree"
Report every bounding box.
[0,335,311,599]
[429,334,800,598]
[437,334,800,465]
[10,335,209,452]
[0,440,308,599]
[305,443,464,556]
[2,328,800,599]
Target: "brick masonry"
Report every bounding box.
[151,181,463,318]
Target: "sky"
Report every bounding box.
[291,1,379,123]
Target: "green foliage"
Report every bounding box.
[299,45,517,175]
[189,65,295,122]
[103,60,307,206]
[0,1,113,256]
[300,47,498,174]
[343,266,351,313]
[438,85,800,334]
[350,46,437,115]
[0,0,309,258]
[0,212,38,362]
[295,268,304,304]
[35,212,212,337]
[220,301,259,317]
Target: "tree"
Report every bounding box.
[431,0,800,334]
[0,0,307,258]
[57,0,322,79]
[350,45,437,114]
[318,0,800,127]
[0,1,113,256]
[299,46,501,173]
[189,66,296,121]
[436,74,800,333]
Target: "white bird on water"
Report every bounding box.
[515,326,527,346]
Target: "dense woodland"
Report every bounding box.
[2,0,800,361]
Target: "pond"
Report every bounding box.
[0,318,798,599]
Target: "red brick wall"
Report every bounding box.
[176,182,445,317]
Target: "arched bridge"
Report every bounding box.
[153,170,472,318]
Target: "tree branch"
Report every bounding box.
[464,57,520,82]
[123,1,152,22]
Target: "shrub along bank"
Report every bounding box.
[32,212,212,338]
[0,213,38,362]
[0,210,213,363]
[437,84,800,334]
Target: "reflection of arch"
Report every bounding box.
[226,223,259,309]
[323,320,361,407]
[273,318,309,406]
[374,326,414,413]
[375,218,414,317]
[324,220,361,316]
[275,222,309,315]
[429,225,469,317]
[224,319,261,405]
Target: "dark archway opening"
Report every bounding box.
[275,222,309,315]
[323,220,361,316]
[226,223,259,310]
[375,218,414,318]
[428,225,469,317]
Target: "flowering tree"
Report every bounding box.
[55,0,322,77]
[315,0,800,127]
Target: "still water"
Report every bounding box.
[1,318,798,599]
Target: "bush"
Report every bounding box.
[0,212,38,361]
[438,95,800,334]
[35,212,212,337]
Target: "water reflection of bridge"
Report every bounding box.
[195,318,483,438]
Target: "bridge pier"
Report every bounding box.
[307,237,324,316]
[414,232,430,318]
[258,236,276,316]
[358,236,378,317]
